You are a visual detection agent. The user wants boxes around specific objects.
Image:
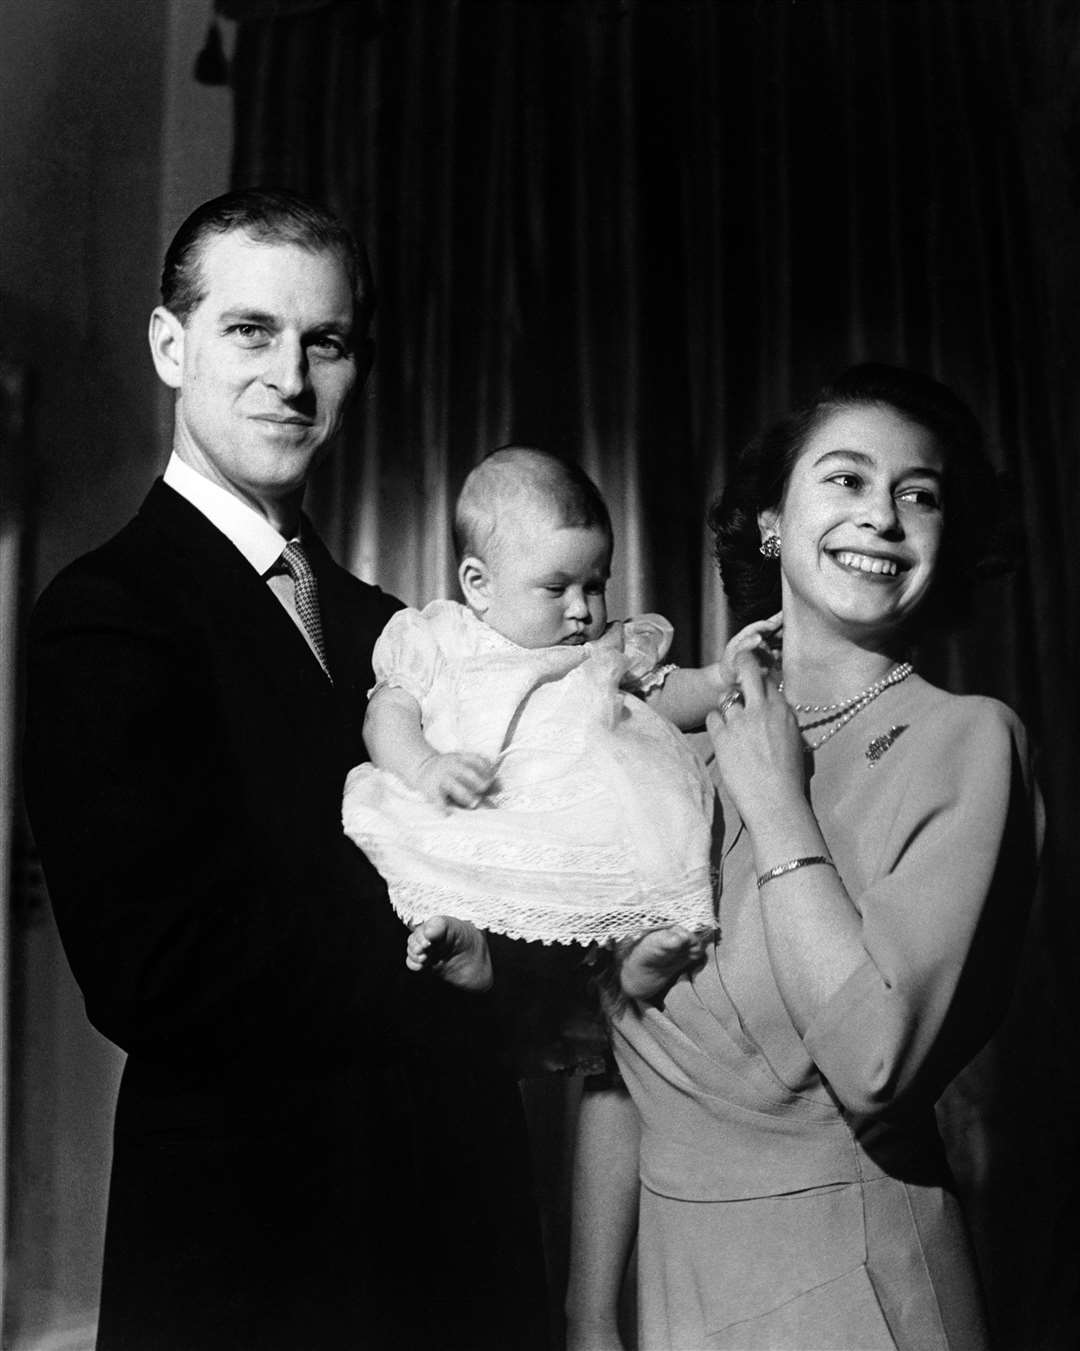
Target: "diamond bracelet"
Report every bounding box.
[756,855,836,891]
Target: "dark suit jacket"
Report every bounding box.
[23,481,548,1350]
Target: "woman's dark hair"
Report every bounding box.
[708,363,1010,632]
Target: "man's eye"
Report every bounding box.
[309,337,348,359]
[227,324,267,344]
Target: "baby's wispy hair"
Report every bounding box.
[453,445,612,562]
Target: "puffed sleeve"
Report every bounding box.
[802,697,1043,1117]
[620,613,675,692]
[370,606,443,703]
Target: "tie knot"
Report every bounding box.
[279,540,314,584]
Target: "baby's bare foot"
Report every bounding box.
[406,916,493,992]
[619,925,708,1003]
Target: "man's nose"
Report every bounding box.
[262,337,309,400]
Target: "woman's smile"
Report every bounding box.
[827,548,908,579]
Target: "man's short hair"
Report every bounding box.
[453,445,613,562]
[161,187,374,325]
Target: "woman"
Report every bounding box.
[566,365,1042,1351]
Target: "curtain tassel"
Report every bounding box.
[194,20,230,86]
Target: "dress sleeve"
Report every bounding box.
[370,606,442,703]
[620,613,675,692]
[801,698,1043,1117]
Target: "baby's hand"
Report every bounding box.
[617,924,710,1004]
[406,916,493,991]
[713,612,782,693]
[415,752,495,809]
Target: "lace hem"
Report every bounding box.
[386,877,717,946]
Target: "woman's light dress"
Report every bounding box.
[342,600,715,944]
[612,676,1043,1350]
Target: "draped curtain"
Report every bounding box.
[225,2,1080,1345]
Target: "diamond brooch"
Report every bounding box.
[865,724,908,766]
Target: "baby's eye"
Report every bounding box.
[585,581,607,596]
[544,585,566,597]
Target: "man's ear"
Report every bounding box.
[149,307,185,390]
[458,555,492,612]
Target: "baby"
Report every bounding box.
[343,446,775,998]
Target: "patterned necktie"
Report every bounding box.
[278,540,332,681]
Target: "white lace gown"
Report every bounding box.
[342,600,715,944]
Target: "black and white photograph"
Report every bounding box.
[1,2,1077,1348]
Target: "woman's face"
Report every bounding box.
[761,404,946,643]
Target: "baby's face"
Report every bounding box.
[483,516,611,649]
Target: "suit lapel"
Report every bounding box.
[138,480,338,708]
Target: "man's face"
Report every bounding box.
[152,230,365,515]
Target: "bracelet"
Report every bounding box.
[756,855,835,890]
[635,661,679,695]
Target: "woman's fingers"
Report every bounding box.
[731,648,770,706]
[726,617,781,666]
[742,612,783,640]
[714,686,743,721]
[710,643,787,744]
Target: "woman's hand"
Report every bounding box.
[715,611,782,690]
[706,648,807,829]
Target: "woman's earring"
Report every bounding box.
[759,535,781,560]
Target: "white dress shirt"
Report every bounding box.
[163,453,325,665]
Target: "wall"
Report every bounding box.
[0,2,231,1345]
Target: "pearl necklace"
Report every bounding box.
[780,662,914,751]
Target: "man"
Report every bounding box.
[23,189,547,1350]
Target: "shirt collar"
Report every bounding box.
[163,453,295,575]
